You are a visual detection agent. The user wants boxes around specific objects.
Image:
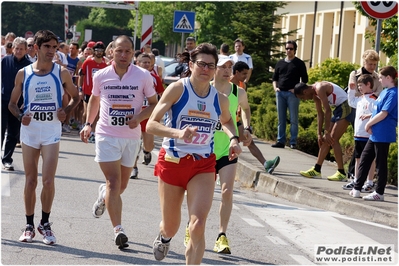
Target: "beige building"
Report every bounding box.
[275,1,389,69]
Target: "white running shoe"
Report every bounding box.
[92,184,106,218]
[19,224,35,242]
[363,191,384,201]
[62,124,71,133]
[349,189,361,198]
[114,226,129,249]
[361,182,374,193]
[153,233,170,261]
[37,222,56,245]
[130,167,139,179]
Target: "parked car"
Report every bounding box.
[160,56,176,67]
[163,61,180,85]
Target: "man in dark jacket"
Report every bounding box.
[1,37,32,170]
[272,40,308,149]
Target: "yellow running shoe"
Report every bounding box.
[183,224,190,247]
[327,171,347,182]
[213,235,231,254]
[300,167,321,178]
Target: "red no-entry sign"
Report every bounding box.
[360,1,398,19]
[24,31,34,39]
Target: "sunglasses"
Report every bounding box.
[27,44,34,47]
[285,47,294,51]
[194,61,216,70]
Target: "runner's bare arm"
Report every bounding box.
[61,67,80,115]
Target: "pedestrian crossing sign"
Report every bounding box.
[173,11,195,33]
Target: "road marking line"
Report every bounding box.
[1,172,10,197]
[289,254,315,265]
[266,236,288,245]
[241,217,264,227]
[329,212,398,231]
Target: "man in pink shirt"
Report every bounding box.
[79,35,158,249]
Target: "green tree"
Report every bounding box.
[88,7,132,28]
[231,2,296,85]
[194,2,236,45]
[1,2,90,38]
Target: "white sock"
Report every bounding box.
[114,225,123,233]
[101,187,106,200]
[366,180,373,186]
[161,234,171,243]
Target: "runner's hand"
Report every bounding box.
[228,139,241,161]
[241,130,252,147]
[57,108,66,122]
[126,114,140,129]
[80,126,91,143]
[180,126,198,141]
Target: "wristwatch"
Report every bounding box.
[229,135,239,142]
[85,122,92,127]
[244,126,253,134]
[18,113,24,121]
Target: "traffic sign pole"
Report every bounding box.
[181,33,184,53]
[375,19,382,57]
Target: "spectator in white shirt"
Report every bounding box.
[229,38,253,83]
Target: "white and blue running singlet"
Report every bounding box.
[22,63,64,124]
[162,77,221,158]
[326,82,347,107]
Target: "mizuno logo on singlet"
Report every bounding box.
[109,108,135,116]
[30,103,56,111]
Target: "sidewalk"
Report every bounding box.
[234,137,398,228]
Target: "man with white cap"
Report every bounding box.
[211,55,253,254]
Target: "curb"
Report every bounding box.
[236,160,398,228]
